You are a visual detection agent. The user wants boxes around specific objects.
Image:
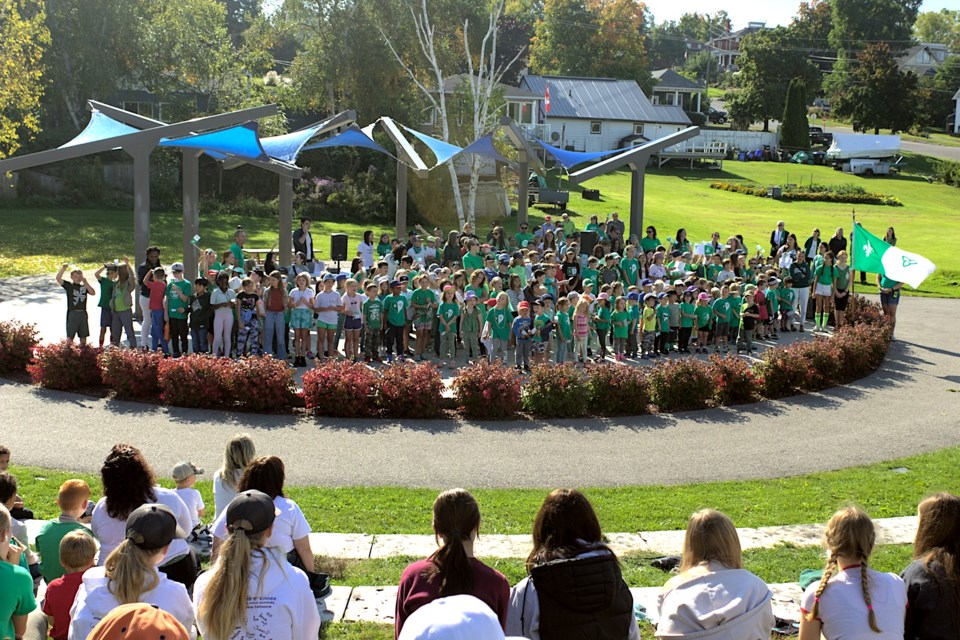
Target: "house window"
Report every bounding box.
[590,121,602,135]
[122,102,154,118]
[633,123,644,136]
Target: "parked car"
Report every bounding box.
[809,126,833,146]
[706,106,727,125]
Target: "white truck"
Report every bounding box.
[825,134,901,176]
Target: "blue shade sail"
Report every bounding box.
[458,134,512,165]
[59,111,141,148]
[158,122,269,162]
[302,125,393,157]
[535,138,630,169]
[400,125,463,166]
[261,125,326,163]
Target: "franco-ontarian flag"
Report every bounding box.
[853,222,935,289]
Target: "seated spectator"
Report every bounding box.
[68,504,196,640]
[41,530,97,640]
[0,472,40,584]
[91,445,197,589]
[88,602,190,640]
[401,595,523,640]
[0,504,36,640]
[213,434,256,518]
[506,489,637,640]
[35,479,92,584]
[0,446,33,520]
[172,462,205,532]
[194,490,321,640]
[210,456,313,572]
[396,489,509,636]
[902,493,960,640]
[656,509,773,639]
[800,506,906,640]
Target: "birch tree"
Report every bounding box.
[380,0,525,229]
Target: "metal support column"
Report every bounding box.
[279,176,294,268]
[628,161,646,241]
[396,159,408,239]
[182,151,201,281]
[517,150,529,228]
[127,145,151,319]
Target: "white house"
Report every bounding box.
[517,74,691,153]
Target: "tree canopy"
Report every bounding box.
[0,0,49,158]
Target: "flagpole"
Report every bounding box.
[850,209,856,297]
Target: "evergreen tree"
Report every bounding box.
[781,78,809,149]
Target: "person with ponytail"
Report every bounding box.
[69,504,195,640]
[507,489,638,640]
[193,490,320,640]
[212,433,256,518]
[395,489,509,637]
[800,506,906,640]
[656,509,773,639]
[902,493,960,640]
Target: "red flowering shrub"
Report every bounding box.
[754,344,814,398]
[451,360,522,419]
[834,323,891,380]
[303,360,377,418]
[585,363,651,416]
[521,363,589,418]
[0,321,39,374]
[98,349,164,399]
[157,354,232,408]
[375,362,444,418]
[789,338,845,391]
[844,295,886,326]
[230,356,297,412]
[648,359,714,412]
[708,355,758,405]
[28,341,102,390]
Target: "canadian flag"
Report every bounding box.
[545,84,551,114]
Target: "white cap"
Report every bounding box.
[399,595,526,640]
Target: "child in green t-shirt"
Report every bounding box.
[582,258,600,296]
[410,275,437,361]
[611,296,631,361]
[593,293,612,361]
[484,292,512,363]
[667,290,681,352]
[362,282,383,361]
[655,294,672,355]
[727,284,743,350]
[641,293,658,359]
[437,286,460,368]
[694,292,713,354]
[460,293,482,359]
[555,297,572,363]
[626,292,641,358]
[712,285,732,353]
[779,277,796,333]
[384,280,408,362]
[93,263,118,348]
[678,289,697,354]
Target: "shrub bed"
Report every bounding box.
[98,349,164,399]
[375,362,444,418]
[522,363,589,418]
[0,321,39,374]
[156,354,232,409]
[230,356,297,412]
[708,355,759,405]
[649,358,715,412]
[28,341,102,390]
[302,360,377,418]
[710,181,902,206]
[451,360,522,419]
[585,363,651,416]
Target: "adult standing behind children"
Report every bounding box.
[136,246,162,345]
[56,264,95,346]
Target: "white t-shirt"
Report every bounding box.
[314,290,342,326]
[801,566,906,640]
[68,566,196,640]
[341,292,367,319]
[211,496,310,554]
[175,487,205,529]
[358,241,375,269]
[289,288,313,310]
[213,470,241,519]
[90,488,193,566]
[193,547,320,640]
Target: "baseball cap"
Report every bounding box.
[171,461,204,482]
[671,250,681,258]
[335,273,348,281]
[226,490,279,536]
[627,292,640,301]
[640,279,652,286]
[464,291,477,300]
[399,274,410,283]
[598,292,610,300]
[643,293,656,301]
[768,277,780,285]
[485,299,498,308]
[232,266,245,274]
[171,262,184,272]
[518,301,530,310]
[125,504,187,550]
[483,268,498,280]
[399,595,524,640]
[389,280,401,288]
[498,254,510,265]
[322,273,335,281]
[206,270,218,278]
[657,292,668,299]
[88,603,190,640]
[538,294,554,303]
[698,292,712,301]
[429,263,441,273]
[544,215,552,221]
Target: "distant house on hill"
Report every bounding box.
[651,69,705,112]
[706,22,769,72]
[897,43,954,77]
[517,74,691,152]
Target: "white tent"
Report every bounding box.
[826,134,901,161]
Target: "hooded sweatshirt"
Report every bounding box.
[192,547,321,640]
[67,566,196,640]
[506,548,639,640]
[655,561,774,639]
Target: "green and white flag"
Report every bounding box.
[853,222,935,289]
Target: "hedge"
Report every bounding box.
[710,181,902,206]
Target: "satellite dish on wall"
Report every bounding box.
[550,131,561,142]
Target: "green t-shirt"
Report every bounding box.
[461,306,481,334]
[462,252,484,271]
[879,275,900,289]
[363,298,383,329]
[728,296,742,323]
[778,287,795,307]
[36,520,90,583]
[694,304,713,329]
[98,277,115,309]
[629,304,640,329]
[0,561,36,640]
[656,305,671,332]
[611,309,631,339]
[165,279,193,320]
[410,288,436,323]
[713,297,731,323]
[706,264,723,282]
[507,265,527,287]
[671,239,691,255]
[834,265,850,290]
[438,301,460,333]
[533,313,550,343]
[619,258,640,285]
[640,236,661,254]
[555,311,571,340]
[594,305,611,330]
[815,264,834,286]
[229,242,244,266]
[514,232,533,248]
[384,294,408,326]
[486,306,512,340]
[679,301,696,328]
[581,268,599,295]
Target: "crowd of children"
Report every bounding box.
[2,439,957,640]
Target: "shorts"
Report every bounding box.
[415,320,432,331]
[344,316,363,330]
[714,322,729,338]
[316,320,337,331]
[290,308,313,330]
[880,290,900,306]
[532,342,545,353]
[834,290,848,311]
[815,283,833,297]
[99,307,113,328]
[66,310,89,339]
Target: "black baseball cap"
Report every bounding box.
[125,504,187,549]
[226,490,279,536]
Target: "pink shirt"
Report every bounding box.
[574,314,590,337]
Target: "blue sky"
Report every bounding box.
[643,0,954,30]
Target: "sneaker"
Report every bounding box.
[387,355,394,364]
[640,354,650,360]
[770,333,779,340]
[306,351,315,360]
[798,326,805,332]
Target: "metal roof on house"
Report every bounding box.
[652,69,704,92]
[519,75,691,124]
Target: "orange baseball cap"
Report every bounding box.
[88,603,189,640]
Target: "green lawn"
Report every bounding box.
[10,446,959,535]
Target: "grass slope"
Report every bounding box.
[11,446,959,535]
